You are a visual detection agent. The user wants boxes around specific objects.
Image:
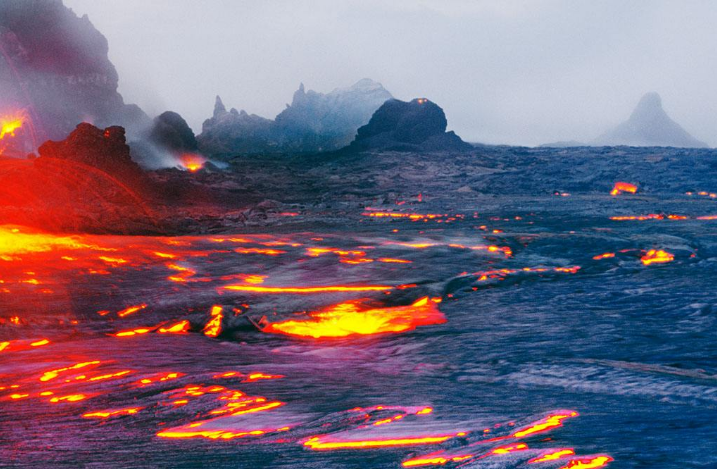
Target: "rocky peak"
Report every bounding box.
[593,92,708,148]
[213,96,227,118]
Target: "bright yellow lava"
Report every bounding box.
[0,226,104,256]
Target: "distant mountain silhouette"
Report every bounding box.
[592,92,708,148]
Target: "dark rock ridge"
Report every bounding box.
[344,98,473,152]
[592,92,708,148]
[197,79,393,155]
[0,0,149,142]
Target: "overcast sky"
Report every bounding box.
[64,0,717,146]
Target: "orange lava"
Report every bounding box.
[224,284,395,294]
[113,327,151,338]
[610,182,637,196]
[512,411,578,438]
[49,393,87,403]
[136,372,183,387]
[490,442,528,455]
[243,372,284,382]
[378,258,412,264]
[117,304,147,317]
[203,305,223,337]
[158,320,191,334]
[234,247,285,255]
[262,296,446,339]
[178,153,206,172]
[529,449,576,463]
[610,214,663,221]
[0,226,106,256]
[592,253,615,260]
[40,361,101,382]
[0,112,24,140]
[83,407,142,419]
[304,434,459,450]
[403,455,474,467]
[640,249,674,266]
[559,456,614,468]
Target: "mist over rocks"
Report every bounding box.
[343,98,473,153]
[592,92,708,148]
[197,79,393,155]
[273,78,394,151]
[0,0,150,142]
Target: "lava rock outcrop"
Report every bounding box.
[0,0,149,141]
[593,92,708,148]
[344,98,472,152]
[37,122,145,184]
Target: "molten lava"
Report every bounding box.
[560,456,614,468]
[203,305,224,337]
[262,296,446,339]
[640,249,674,266]
[0,112,24,141]
[224,284,395,294]
[529,449,576,463]
[304,434,459,450]
[610,182,637,196]
[178,153,206,172]
[512,411,578,438]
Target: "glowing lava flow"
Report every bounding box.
[83,407,143,419]
[304,435,460,450]
[39,361,101,382]
[262,297,445,339]
[224,284,395,294]
[559,456,614,468]
[402,411,581,467]
[512,411,578,438]
[203,305,224,337]
[117,304,147,317]
[178,153,206,172]
[640,249,674,266]
[529,449,576,463]
[593,253,615,260]
[158,320,191,334]
[610,182,637,196]
[0,112,24,140]
[0,226,107,256]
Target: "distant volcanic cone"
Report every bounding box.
[593,92,708,148]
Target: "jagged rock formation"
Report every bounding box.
[0,0,149,142]
[198,96,275,154]
[344,98,473,152]
[197,79,393,155]
[37,122,144,184]
[148,111,198,154]
[593,93,708,148]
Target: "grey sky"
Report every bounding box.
[64,0,717,146]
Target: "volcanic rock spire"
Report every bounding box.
[593,92,708,148]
